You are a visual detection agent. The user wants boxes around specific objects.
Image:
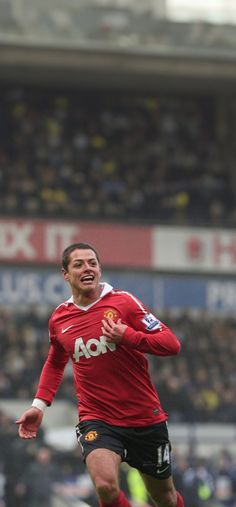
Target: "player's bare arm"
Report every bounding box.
[101,317,127,343]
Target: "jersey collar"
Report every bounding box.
[66,282,113,310]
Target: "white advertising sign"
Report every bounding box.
[153,226,236,273]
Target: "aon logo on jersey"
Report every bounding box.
[73,336,116,362]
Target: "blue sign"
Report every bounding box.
[0,268,236,314]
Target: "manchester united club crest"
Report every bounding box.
[103,309,119,322]
[85,430,98,442]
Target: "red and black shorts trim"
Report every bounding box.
[76,419,172,479]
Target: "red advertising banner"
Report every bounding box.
[0,219,152,268]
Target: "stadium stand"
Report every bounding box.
[0,87,235,226]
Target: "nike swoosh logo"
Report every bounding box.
[62,325,74,334]
[156,465,169,475]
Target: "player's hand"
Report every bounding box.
[16,407,44,439]
[101,317,127,344]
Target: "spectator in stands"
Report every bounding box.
[0,409,44,507]
[19,446,59,507]
[212,450,236,507]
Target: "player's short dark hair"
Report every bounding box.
[62,242,100,270]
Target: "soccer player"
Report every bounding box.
[16,242,185,507]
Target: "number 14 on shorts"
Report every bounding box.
[157,443,170,467]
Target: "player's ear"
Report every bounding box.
[62,268,69,281]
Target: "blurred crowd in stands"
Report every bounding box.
[151,311,236,424]
[1,306,236,423]
[0,87,235,226]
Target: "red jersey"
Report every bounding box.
[36,283,180,427]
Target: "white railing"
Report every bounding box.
[53,495,91,507]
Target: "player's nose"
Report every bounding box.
[83,262,94,271]
[84,263,91,270]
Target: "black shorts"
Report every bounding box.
[76,419,172,479]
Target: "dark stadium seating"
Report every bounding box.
[0,87,235,226]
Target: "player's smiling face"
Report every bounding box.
[62,248,101,296]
